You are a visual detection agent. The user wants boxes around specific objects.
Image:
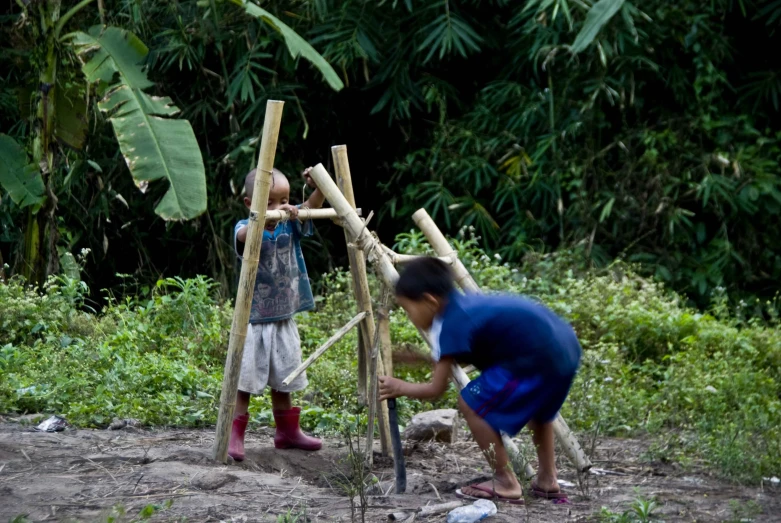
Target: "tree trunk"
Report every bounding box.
[22,0,61,284]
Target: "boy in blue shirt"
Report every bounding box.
[379,257,581,503]
[229,167,324,461]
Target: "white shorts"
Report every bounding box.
[238,319,308,395]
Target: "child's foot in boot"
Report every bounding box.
[273,407,322,451]
[228,413,249,461]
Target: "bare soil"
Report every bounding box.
[0,416,778,522]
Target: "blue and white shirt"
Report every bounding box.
[234,213,315,324]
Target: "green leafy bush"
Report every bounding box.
[1,232,779,482]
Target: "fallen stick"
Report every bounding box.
[390,500,464,520]
[419,500,463,516]
[281,312,367,387]
[412,208,593,473]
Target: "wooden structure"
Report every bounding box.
[214,101,591,484]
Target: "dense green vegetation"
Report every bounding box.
[2,236,779,483]
[2,0,781,308]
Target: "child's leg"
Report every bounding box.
[270,389,292,410]
[527,420,560,493]
[268,319,321,450]
[457,395,523,499]
[236,390,251,416]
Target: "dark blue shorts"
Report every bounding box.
[460,366,575,436]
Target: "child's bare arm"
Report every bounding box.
[237,225,248,243]
[378,358,452,401]
[301,167,326,210]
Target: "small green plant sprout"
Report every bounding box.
[727,499,762,522]
[277,501,309,523]
[597,490,661,522]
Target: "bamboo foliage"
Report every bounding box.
[213,100,284,463]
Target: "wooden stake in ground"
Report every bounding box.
[412,208,593,473]
[213,100,284,463]
[377,290,405,493]
[331,145,392,456]
[332,145,370,405]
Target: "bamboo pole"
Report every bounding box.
[308,164,541,481]
[331,145,392,456]
[307,164,532,478]
[411,208,593,473]
[213,100,284,463]
[378,301,393,378]
[378,289,406,493]
[381,245,453,266]
[310,164,399,287]
[264,208,361,222]
[410,210,478,293]
[361,286,395,469]
[281,312,367,387]
[332,145,370,406]
[365,315,381,469]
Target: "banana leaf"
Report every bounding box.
[69,26,207,221]
[0,134,44,209]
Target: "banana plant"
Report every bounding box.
[0,0,342,284]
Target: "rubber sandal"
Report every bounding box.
[531,482,569,504]
[455,484,525,505]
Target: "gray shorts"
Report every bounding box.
[238,318,308,395]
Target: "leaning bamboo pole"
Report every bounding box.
[331,145,392,456]
[213,100,284,463]
[308,164,533,479]
[412,208,593,473]
[381,245,453,267]
[281,312,367,387]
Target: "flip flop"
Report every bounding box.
[531,482,569,504]
[455,484,525,505]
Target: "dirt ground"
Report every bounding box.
[0,416,778,522]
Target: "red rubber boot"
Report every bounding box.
[228,413,249,461]
[273,407,322,451]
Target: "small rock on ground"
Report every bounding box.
[403,409,459,443]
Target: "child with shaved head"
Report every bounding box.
[229,166,325,460]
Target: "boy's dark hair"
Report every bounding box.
[395,257,455,300]
[244,168,286,200]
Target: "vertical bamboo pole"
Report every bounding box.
[213,100,284,463]
[378,300,393,380]
[331,145,392,457]
[411,208,593,473]
[332,145,369,406]
[365,309,381,469]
